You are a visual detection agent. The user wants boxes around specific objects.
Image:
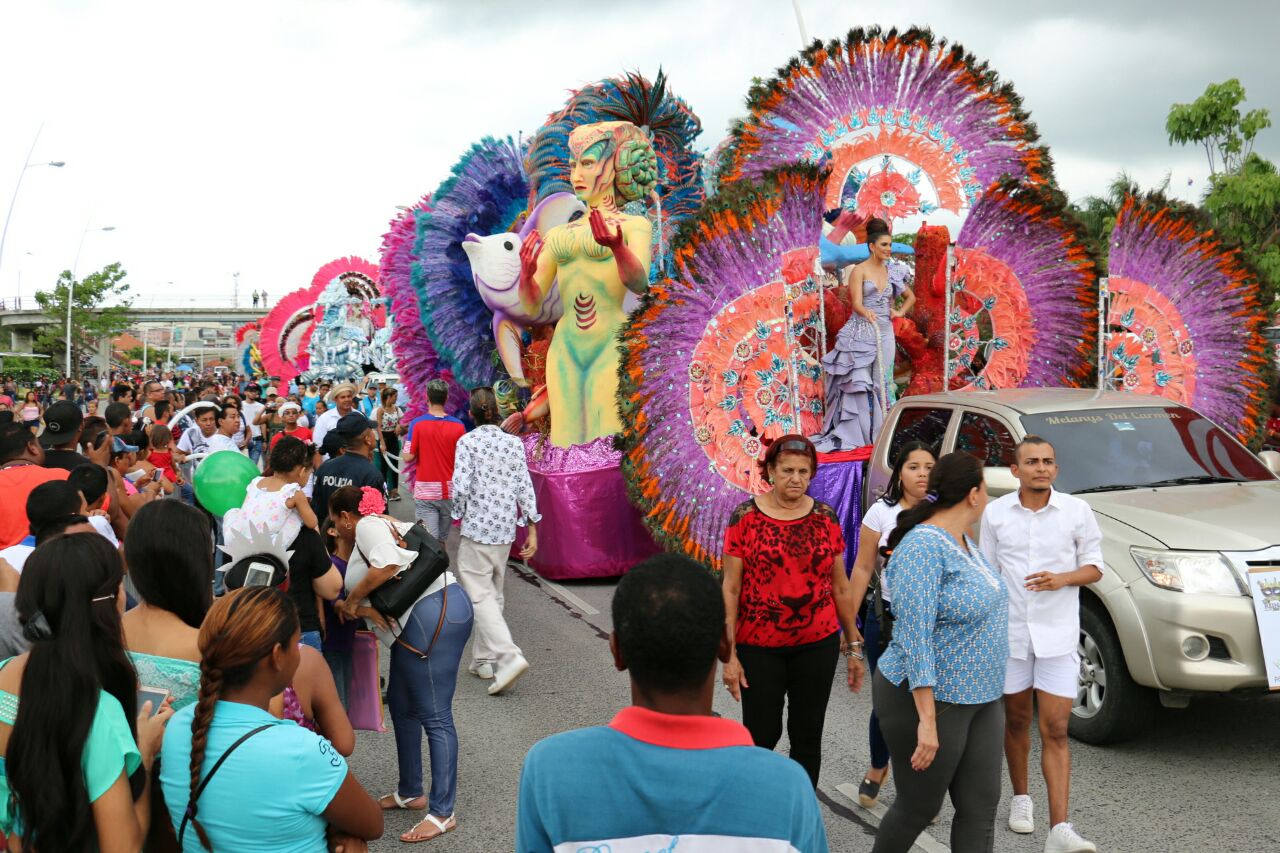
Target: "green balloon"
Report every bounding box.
[193,451,259,517]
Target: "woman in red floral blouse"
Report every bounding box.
[721,434,865,786]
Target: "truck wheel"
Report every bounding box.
[1069,601,1155,745]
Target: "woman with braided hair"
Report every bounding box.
[159,586,382,852]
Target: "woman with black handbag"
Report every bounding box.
[331,485,474,844]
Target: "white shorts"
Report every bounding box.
[1004,651,1079,699]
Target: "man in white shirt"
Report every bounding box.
[312,383,357,457]
[240,383,267,467]
[175,404,219,504]
[980,436,1102,853]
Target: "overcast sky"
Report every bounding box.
[1,0,1276,308]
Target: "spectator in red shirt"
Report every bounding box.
[0,422,70,548]
[402,380,465,542]
[268,402,312,450]
[720,434,865,787]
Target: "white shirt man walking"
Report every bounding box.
[980,436,1103,853]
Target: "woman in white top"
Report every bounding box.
[848,441,936,808]
[331,485,474,843]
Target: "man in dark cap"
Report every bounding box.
[311,412,386,524]
[39,401,89,471]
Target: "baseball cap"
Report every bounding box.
[333,412,375,438]
[112,435,139,454]
[39,401,84,447]
[265,386,279,397]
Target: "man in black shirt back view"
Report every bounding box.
[40,401,90,472]
[312,412,386,525]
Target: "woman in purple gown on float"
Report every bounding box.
[813,217,915,452]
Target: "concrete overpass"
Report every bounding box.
[0,307,264,374]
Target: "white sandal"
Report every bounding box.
[379,792,426,810]
[401,814,457,843]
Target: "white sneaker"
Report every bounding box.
[468,661,494,679]
[487,655,530,695]
[1008,794,1034,834]
[1045,822,1096,853]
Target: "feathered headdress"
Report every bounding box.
[414,137,529,391]
[718,27,1051,219]
[618,166,828,571]
[235,321,263,377]
[260,284,324,385]
[1105,194,1268,440]
[379,195,466,423]
[948,181,1099,390]
[525,70,704,276]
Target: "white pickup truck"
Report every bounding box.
[864,389,1280,743]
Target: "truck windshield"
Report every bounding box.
[1020,406,1273,494]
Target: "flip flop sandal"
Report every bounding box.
[380,792,426,811]
[400,814,457,843]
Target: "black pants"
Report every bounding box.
[736,632,839,787]
[381,431,400,491]
[871,671,1004,853]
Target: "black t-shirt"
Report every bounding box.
[43,449,91,472]
[287,526,332,634]
[311,454,386,523]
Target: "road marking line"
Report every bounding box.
[834,782,950,853]
[540,579,600,615]
[509,561,601,615]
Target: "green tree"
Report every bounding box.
[33,263,133,377]
[1167,78,1272,176]
[1167,80,1279,309]
[122,344,171,367]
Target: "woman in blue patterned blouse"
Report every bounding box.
[872,452,1009,853]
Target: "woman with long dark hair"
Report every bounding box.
[160,586,382,851]
[848,440,936,807]
[813,216,916,451]
[872,452,1009,853]
[333,484,474,842]
[0,533,174,851]
[720,435,865,787]
[123,500,213,709]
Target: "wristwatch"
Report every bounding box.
[841,639,866,661]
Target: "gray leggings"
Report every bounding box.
[871,671,1003,853]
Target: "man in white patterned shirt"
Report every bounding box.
[980,436,1102,853]
[451,388,540,695]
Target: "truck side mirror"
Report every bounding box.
[983,466,1019,494]
[1259,450,1280,476]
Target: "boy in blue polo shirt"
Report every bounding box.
[516,554,828,853]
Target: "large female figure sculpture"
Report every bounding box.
[517,121,656,447]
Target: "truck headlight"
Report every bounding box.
[1130,548,1244,596]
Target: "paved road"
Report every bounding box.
[354,506,1280,851]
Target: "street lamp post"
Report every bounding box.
[65,224,116,378]
[0,123,65,285]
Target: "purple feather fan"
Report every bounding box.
[619,167,828,569]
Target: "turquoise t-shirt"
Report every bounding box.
[160,700,347,853]
[0,685,142,836]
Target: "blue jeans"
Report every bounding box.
[324,649,353,709]
[248,436,265,466]
[300,630,322,652]
[864,604,890,771]
[388,583,473,816]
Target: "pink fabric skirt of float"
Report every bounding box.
[513,434,659,580]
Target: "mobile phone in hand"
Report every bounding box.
[138,686,170,716]
[152,468,164,482]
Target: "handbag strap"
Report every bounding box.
[394,585,448,660]
[353,516,409,568]
[178,723,273,844]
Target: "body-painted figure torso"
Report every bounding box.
[519,121,655,447]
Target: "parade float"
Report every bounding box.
[236,30,1269,579]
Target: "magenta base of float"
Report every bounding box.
[512,434,659,580]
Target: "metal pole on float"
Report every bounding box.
[791,0,810,46]
[942,243,955,391]
[1097,276,1110,390]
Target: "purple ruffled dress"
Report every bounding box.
[812,271,903,452]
